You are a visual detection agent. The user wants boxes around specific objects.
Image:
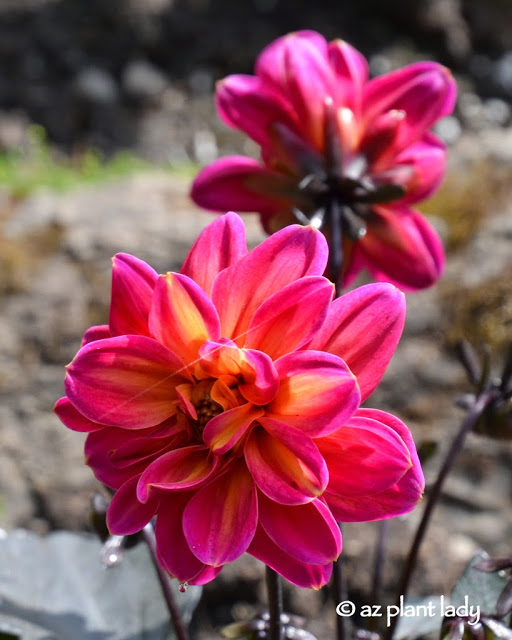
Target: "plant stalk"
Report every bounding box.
[266,565,283,640]
[142,523,191,640]
[385,391,496,640]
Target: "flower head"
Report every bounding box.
[191,31,457,291]
[55,213,423,588]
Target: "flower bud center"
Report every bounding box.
[191,380,223,428]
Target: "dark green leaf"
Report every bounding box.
[451,551,508,615]
[394,596,446,640]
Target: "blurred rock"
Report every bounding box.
[72,67,119,106]
[122,59,168,105]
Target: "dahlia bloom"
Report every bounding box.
[191,31,457,291]
[55,213,423,589]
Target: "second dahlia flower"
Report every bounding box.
[55,213,423,589]
[191,30,457,291]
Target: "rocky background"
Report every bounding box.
[2,1,512,638]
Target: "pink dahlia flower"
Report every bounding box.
[191,30,457,291]
[55,213,423,589]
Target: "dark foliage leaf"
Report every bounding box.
[451,551,508,615]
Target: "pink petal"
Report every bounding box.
[155,491,207,582]
[197,340,279,405]
[187,564,223,585]
[191,156,299,215]
[109,253,158,337]
[318,416,412,497]
[267,351,360,437]
[323,408,424,521]
[393,132,446,204]
[202,403,264,455]
[245,419,328,505]
[183,461,257,566]
[258,493,341,564]
[85,425,173,489]
[216,74,299,148]
[363,62,457,146]
[180,212,248,297]
[137,446,218,501]
[237,348,280,405]
[54,396,104,432]
[256,30,329,87]
[65,335,190,429]
[249,524,333,589]
[256,31,334,146]
[149,273,220,366]
[356,205,445,290]
[307,283,405,401]
[107,475,159,535]
[328,39,368,112]
[212,225,328,344]
[244,276,333,360]
[81,325,111,346]
[110,422,180,468]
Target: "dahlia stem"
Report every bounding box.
[371,519,389,610]
[333,526,347,640]
[142,523,191,640]
[385,391,496,640]
[327,197,343,298]
[266,565,283,640]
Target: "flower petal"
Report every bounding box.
[109,253,158,337]
[202,403,264,455]
[65,335,190,428]
[328,39,368,112]
[180,212,248,297]
[183,460,257,566]
[323,409,424,521]
[155,491,207,583]
[258,493,341,564]
[245,419,328,505]
[212,225,328,344]
[81,325,111,346]
[363,62,457,146]
[267,351,360,437]
[307,283,405,401]
[137,446,218,501]
[54,396,104,432]
[107,475,159,535]
[357,205,445,290]
[249,524,333,589]
[318,416,412,497]
[216,74,299,148]
[245,276,334,360]
[256,31,333,147]
[198,340,279,405]
[149,272,220,366]
[191,156,299,215]
[393,132,446,204]
[84,425,174,489]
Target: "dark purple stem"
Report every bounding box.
[371,520,389,607]
[142,523,191,640]
[266,565,283,640]
[327,197,343,298]
[385,391,497,640]
[333,525,347,640]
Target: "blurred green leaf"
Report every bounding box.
[0,529,202,640]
